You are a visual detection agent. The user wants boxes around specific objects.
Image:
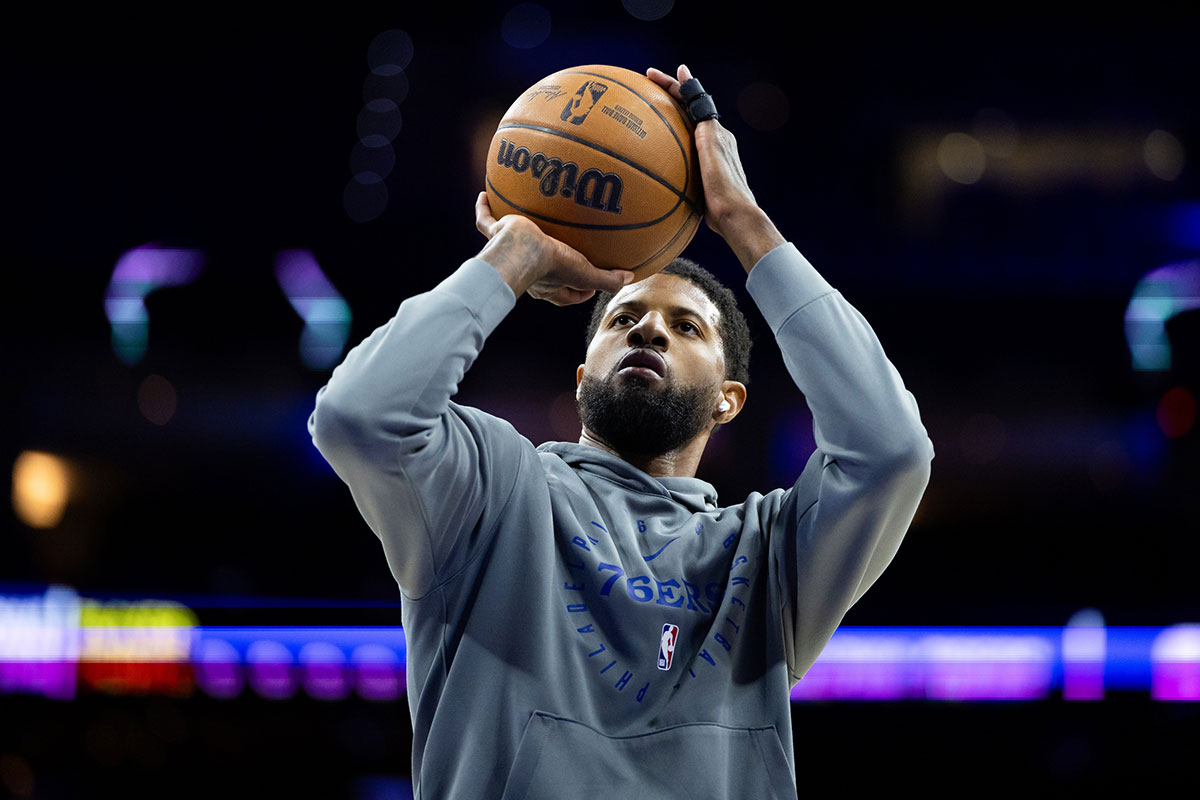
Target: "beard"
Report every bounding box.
[576,371,716,459]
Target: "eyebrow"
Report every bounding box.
[607,300,713,332]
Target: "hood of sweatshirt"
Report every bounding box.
[537,441,719,513]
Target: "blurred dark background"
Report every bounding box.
[2,2,1198,796]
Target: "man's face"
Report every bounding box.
[575,273,730,457]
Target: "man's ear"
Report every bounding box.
[575,364,585,398]
[714,380,747,424]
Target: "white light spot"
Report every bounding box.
[1144,129,1184,181]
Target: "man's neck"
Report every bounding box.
[577,427,710,478]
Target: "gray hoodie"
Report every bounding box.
[309,242,933,799]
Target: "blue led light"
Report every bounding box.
[103,245,205,365]
[1124,260,1200,371]
[275,250,352,370]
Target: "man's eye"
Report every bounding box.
[613,314,634,326]
[677,321,698,334]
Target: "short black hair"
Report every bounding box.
[584,258,752,386]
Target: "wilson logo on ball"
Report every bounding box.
[496,138,624,214]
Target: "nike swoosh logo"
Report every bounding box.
[642,537,680,562]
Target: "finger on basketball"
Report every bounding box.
[475,191,498,237]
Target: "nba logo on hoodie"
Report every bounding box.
[658,623,679,670]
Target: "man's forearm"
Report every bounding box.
[718,206,787,276]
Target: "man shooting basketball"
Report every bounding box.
[310,65,933,799]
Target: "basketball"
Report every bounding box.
[485,65,703,281]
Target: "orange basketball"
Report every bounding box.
[485,65,703,281]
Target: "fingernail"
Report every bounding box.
[621,272,634,285]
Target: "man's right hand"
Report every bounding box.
[475,191,632,306]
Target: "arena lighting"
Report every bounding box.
[104,245,205,365]
[1124,260,1200,371]
[3,588,1196,703]
[346,29,413,224]
[274,250,352,370]
[11,451,71,529]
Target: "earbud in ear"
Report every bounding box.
[718,399,731,413]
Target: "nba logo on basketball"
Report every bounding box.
[657,623,679,671]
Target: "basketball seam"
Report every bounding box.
[497,122,701,217]
[629,210,699,272]
[564,69,694,199]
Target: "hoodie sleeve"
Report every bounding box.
[307,257,532,599]
[745,243,934,683]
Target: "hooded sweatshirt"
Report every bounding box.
[308,242,933,800]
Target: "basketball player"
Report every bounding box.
[310,65,933,799]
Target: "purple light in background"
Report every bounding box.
[274,250,352,370]
[193,638,243,699]
[920,634,1053,701]
[352,643,404,702]
[246,639,297,700]
[103,245,204,365]
[1124,260,1200,371]
[1062,609,1106,701]
[791,629,1055,702]
[0,586,80,700]
[1150,625,1200,701]
[299,641,349,701]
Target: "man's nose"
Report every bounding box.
[626,312,669,349]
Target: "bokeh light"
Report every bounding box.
[0,753,34,799]
[356,99,403,146]
[1143,129,1184,181]
[246,639,297,700]
[104,246,205,365]
[1124,260,1200,371]
[274,250,353,370]
[12,451,71,529]
[622,0,674,21]
[937,132,987,184]
[350,140,396,182]
[299,641,349,701]
[137,374,178,426]
[349,30,413,224]
[501,3,552,49]
[1062,608,1106,701]
[1156,386,1196,439]
[352,644,403,702]
[736,82,789,132]
[344,179,389,223]
[193,638,243,699]
[367,30,413,75]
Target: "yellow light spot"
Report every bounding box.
[12,451,71,529]
[937,132,987,185]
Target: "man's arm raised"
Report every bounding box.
[649,64,933,681]
[309,195,629,598]
[646,64,785,275]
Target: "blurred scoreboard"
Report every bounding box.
[1,586,1197,703]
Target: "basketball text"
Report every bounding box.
[496,138,624,214]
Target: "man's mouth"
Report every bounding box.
[616,348,666,381]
